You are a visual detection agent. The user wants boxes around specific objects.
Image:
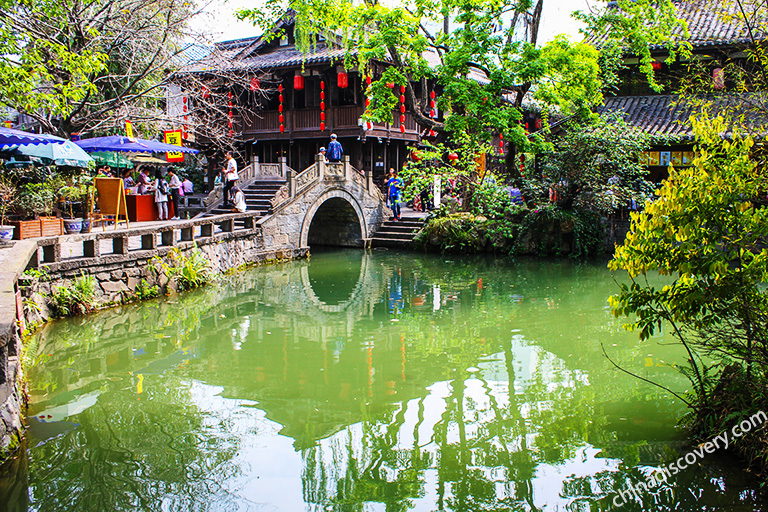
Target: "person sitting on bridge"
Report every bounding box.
[231,186,247,213]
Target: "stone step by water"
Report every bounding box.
[370,215,427,249]
[210,180,286,218]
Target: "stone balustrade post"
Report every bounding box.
[343,155,351,183]
[279,156,288,180]
[365,169,373,193]
[253,156,260,179]
[316,154,325,182]
[287,169,296,197]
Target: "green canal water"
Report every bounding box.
[0,249,765,511]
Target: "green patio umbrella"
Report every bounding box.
[91,151,134,169]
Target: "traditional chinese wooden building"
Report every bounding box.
[589,0,768,180]
[181,12,424,183]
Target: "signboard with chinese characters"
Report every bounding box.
[648,152,660,166]
[659,151,671,166]
[671,151,682,165]
[164,130,185,163]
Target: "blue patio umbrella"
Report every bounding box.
[75,135,199,154]
[0,127,67,149]
[12,140,94,167]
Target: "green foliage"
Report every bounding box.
[21,267,50,282]
[575,0,691,92]
[539,112,654,214]
[153,246,218,292]
[240,0,604,154]
[17,182,58,218]
[469,176,512,219]
[609,114,768,421]
[0,175,18,225]
[134,279,160,301]
[48,273,97,317]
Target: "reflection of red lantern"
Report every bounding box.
[448,152,459,162]
[338,72,348,88]
[250,77,260,91]
[294,74,304,90]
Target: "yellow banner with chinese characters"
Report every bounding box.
[164,130,184,162]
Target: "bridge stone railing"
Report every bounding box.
[271,155,381,210]
[204,157,294,209]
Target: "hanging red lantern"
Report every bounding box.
[400,95,405,103]
[319,81,326,131]
[430,90,435,99]
[367,121,372,130]
[202,85,210,99]
[250,77,260,91]
[430,109,435,117]
[400,104,405,113]
[429,129,436,137]
[278,81,284,134]
[320,122,325,131]
[279,125,285,133]
[320,80,325,90]
[535,118,542,130]
[228,101,233,108]
[227,91,233,100]
[366,76,372,85]
[400,85,406,93]
[448,152,459,162]
[320,91,325,101]
[183,105,187,112]
[320,101,325,110]
[366,98,371,108]
[338,72,348,88]
[651,61,662,71]
[411,150,421,161]
[278,104,283,113]
[279,94,283,103]
[320,112,325,121]
[182,96,187,104]
[400,114,406,124]
[430,100,435,109]
[400,124,405,133]
[228,111,233,118]
[294,74,305,90]
[279,114,284,123]
[278,84,283,93]
[387,82,394,89]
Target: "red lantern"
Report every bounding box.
[183,105,187,112]
[320,112,325,121]
[229,129,234,137]
[400,104,405,113]
[430,91,435,99]
[228,119,233,128]
[202,86,210,99]
[400,124,405,133]
[320,101,325,110]
[227,91,233,99]
[279,114,284,123]
[320,91,325,100]
[294,74,305,90]
[320,122,325,131]
[400,85,405,93]
[250,77,260,91]
[366,98,371,107]
[228,101,233,108]
[651,61,662,71]
[228,111,233,118]
[430,100,435,109]
[279,94,283,103]
[387,82,394,89]
[182,96,187,104]
[400,95,405,103]
[320,80,325,90]
[448,152,459,162]
[367,121,372,130]
[278,104,283,113]
[535,118,542,129]
[400,114,406,123]
[429,129,436,137]
[338,72,348,88]
[411,150,421,161]
[278,84,283,93]
[430,109,435,117]
[279,125,285,133]
[366,76,372,85]
[499,133,503,140]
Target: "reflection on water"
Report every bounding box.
[1,250,765,511]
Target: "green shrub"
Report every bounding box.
[48,273,97,317]
[469,178,512,219]
[134,279,160,300]
[154,246,217,291]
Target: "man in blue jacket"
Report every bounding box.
[327,133,343,162]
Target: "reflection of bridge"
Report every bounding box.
[250,155,391,250]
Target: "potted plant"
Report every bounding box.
[14,182,61,239]
[0,176,18,241]
[60,181,87,233]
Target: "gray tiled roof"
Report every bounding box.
[599,93,768,139]
[588,0,767,50]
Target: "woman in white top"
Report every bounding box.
[231,186,247,213]
[154,168,169,220]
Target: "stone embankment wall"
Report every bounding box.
[0,241,38,462]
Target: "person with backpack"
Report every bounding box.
[154,168,170,220]
[222,151,238,206]
[327,134,343,162]
[167,168,182,220]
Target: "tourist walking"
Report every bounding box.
[327,134,343,162]
[223,151,238,206]
[167,168,182,220]
[154,168,169,221]
[387,168,403,221]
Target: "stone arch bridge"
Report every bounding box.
[251,155,392,251]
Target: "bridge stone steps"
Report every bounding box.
[370,216,427,249]
[208,180,286,218]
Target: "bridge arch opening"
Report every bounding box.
[305,196,365,248]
